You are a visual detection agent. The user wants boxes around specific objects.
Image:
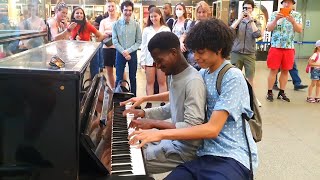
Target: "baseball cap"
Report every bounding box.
[281,0,296,4]
[315,40,320,47]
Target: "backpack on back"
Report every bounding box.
[216,63,262,180]
[216,63,262,142]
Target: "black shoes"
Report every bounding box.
[266,92,274,102]
[160,102,166,106]
[277,92,290,102]
[294,84,308,91]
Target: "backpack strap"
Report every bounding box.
[184,19,189,31]
[173,19,178,28]
[216,63,234,95]
[215,63,254,180]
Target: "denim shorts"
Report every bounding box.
[310,68,320,80]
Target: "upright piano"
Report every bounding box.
[0,40,152,180]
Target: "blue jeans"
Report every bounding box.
[90,43,104,78]
[275,60,301,86]
[165,155,250,180]
[115,51,137,96]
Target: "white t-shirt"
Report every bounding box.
[140,25,170,66]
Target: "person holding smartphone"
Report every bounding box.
[266,0,302,102]
[230,0,262,106]
[70,7,106,79]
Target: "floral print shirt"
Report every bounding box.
[269,10,302,49]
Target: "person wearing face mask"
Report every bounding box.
[172,3,190,61]
[230,0,262,106]
[112,1,142,96]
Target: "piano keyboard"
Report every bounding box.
[111,104,146,176]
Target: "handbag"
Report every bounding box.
[114,80,131,93]
[306,52,319,73]
[103,37,113,47]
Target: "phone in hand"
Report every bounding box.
[71,19,83,24]
[280,8,291,17]
[243,7,248,17]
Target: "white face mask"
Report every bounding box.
[176,10,184,17]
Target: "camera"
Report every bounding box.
[243,7,248,17]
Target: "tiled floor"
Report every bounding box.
[109,59,320,180]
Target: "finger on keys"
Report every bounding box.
[128,129,140,140]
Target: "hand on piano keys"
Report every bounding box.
[128,129,163,148]
[128,119,155,130]
[120,96,145,109]
[122,108,145,119]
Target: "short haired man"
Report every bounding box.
[266,0,302,102]
[112,1,142,96]
[122,31,206,174]
[230,0,261,87]
[128,19,258,180]
[163,3,175,31]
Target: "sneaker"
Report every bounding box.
[315,98,320,103]
[306,97,316,103]
[145,102,152,109]
[277,92,290,102]
[160,102,166,106]
[266,93,274,102]
[273,85,280,91]
[294,84,308,91]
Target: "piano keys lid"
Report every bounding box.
[0,40,100,75]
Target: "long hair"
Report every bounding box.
[195,1,211,20]
[71,7,87,35]
[146,7,166,27]
[174,3,187,19]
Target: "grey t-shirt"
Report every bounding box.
[144,65,206,161]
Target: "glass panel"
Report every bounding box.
[0,40,99,73]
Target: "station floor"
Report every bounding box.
[112,59,320,180]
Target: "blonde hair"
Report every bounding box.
[195,1,211,20]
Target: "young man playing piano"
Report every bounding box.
[121,31,206,174]
[127,19,258,179]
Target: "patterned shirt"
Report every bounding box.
[197,61,258,172]
[269,10,302,49]
[112,18,142,53]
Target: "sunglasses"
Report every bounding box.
[49,55,65,69]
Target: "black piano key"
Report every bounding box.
[112,150,130,155]
[112,155,131,160]
[111,171,133,175]
[112,144,130,149]
[112,158,132,164]
[111,164,132,171]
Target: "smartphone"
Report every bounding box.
[72,19,83,24]
[243,7,248,17]
[280,8,291,17]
